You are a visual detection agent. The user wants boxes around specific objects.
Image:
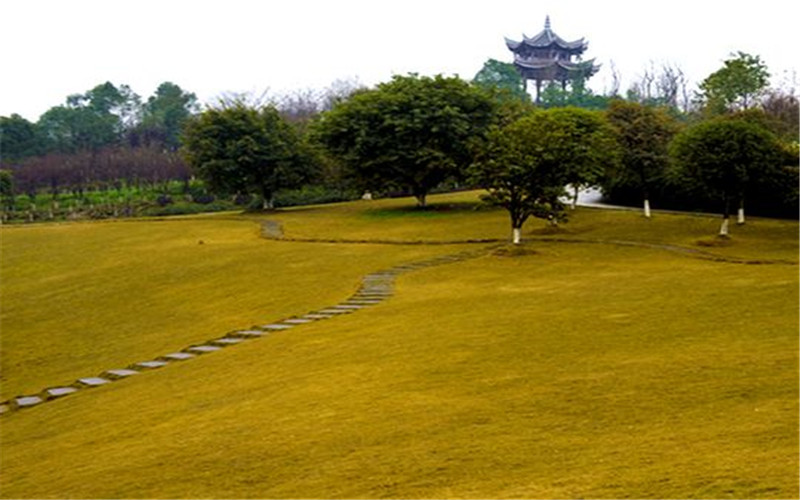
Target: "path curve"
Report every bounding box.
[0,245,498,417]
[261,220,797,266]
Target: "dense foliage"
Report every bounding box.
[471,108,618,242]
[669,118,788,234]
[182,103,316,209]
[603,100,681,216]
[313,74,497,206]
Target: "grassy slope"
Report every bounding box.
[0,192,797,499]
[0,215,464,399]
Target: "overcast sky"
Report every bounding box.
[1,0,798,121]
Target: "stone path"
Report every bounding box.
[0,246,496,417]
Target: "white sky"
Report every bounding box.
[1,0,798,121]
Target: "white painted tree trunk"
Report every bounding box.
[571,186,579,209]
[737,207,745,225]
[719,217,730,236]
[512,227,521,245]
[644,198,651,218]
[262,197,274,210]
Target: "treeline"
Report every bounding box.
[1,53,797,226]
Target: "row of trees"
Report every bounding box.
[180,59,796,242]
[2,52,797,237]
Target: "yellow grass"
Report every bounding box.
[0,193,797,498]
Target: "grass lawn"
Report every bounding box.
[0,191,797,498]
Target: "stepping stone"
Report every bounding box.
[345,300,381,305]
[104,369,140,379]
[212,337,245,346]
[135,361,168,369]
[44,387,78,398]
[283,318,313,324]
[317,308,352,314]
[78,377,110,387]
[162,352,195,360]
[230,330,268,337]
[15,395,44,408]
[261,323,294,330]
[188,345,222,354]
[302,313,333,320]
[334,304,364,310]
[0,403,9,414]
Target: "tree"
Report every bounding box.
[604,100,680,217]
[669,119,784,236]
[313,74,496,207]
[0,114,42,161]
[37,82,141,153]
[139,82,198,150]
[472,58,528,102]
[0,169,14,211]
[471,108,619,244]
[182,102,312,209]
[698,52,770,114]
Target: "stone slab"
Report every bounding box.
[135,361,168,369]
[212,337,245,345]
[188,345,222,353]
[334,304,364,309]
[261,324,294,330]
[105,369,140,378]
[283,318,313,324]
[0,403,9,414]
[45,387,78,398]
[231,330,268,337]
[303,313,333,320]
[15,395,44,407]
[317,308,352,314]
[346,299,382,305]
[78,377,111,386]
[163,352,195,360]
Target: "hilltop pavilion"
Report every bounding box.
[505,16,600,103]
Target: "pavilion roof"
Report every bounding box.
[506,16,588,53]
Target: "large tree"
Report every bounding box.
[698,52,770,114]
[182,102,312,209]
[313,74,496,207]
[139,82,198,150]
[0,114,42,161]
[669,119,784,236]
[471,108,618,244]
[37,82,141,153]
[604,100,680,217]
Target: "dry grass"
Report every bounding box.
[0,193,797,499]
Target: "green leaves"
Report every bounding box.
[313,74,496,206]
[669,118,784,208]
[182,103,313,207]
[471,108,618,231]
[698,52,770,113]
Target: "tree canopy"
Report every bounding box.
[698,52,770,114]
[471,107,618,243]
[604,100,680,216]
[182,102,313,209]
[313,74,496,206]
[669,118,784,234]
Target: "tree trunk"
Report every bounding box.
[262,197,274,210]
[644,198,651,218]
[571,185,579,209]
[512,227,522,245]
[737,199,745,225]
[415,193,427,208]
[719,197,730,237]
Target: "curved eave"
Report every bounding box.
[505,37,522,50]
